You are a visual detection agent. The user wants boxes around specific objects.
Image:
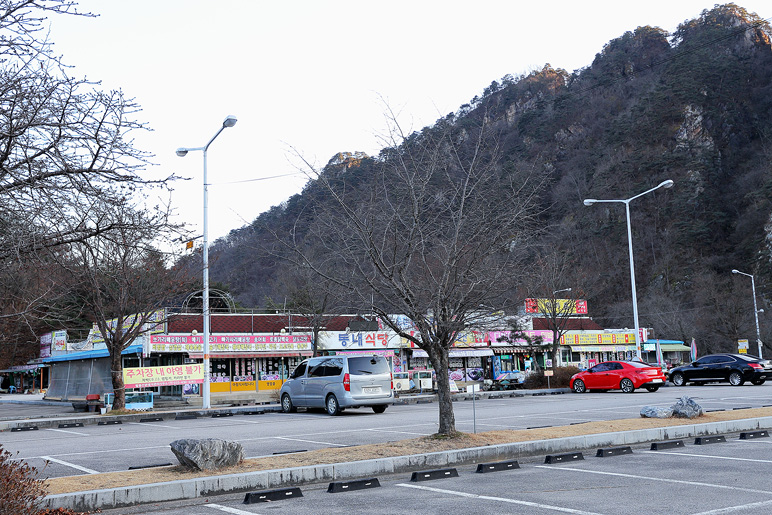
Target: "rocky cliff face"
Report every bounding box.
[205,4,772,353]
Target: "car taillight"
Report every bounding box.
[390,372,393,390]
[343,373,350,391]
[749,363,763,369]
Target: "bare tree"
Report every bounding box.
[51,199,193,409]
[525,252,585,367]
[0,2,174,260]
[285,111,544,435]
[266,266,344,357]
[0,1,181,369]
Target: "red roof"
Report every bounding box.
[531,317,604,331]
[167,313,368,334]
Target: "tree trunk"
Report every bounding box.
[429,350,456,435]
[110,350,125,410]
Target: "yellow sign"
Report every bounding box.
[258,379,283,390]
[123,364,203,388]
[231,381,256,392]
[561,332,636,346]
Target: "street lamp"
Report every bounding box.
[553,288,572,296]
[732,269,764,358]
[583,179,674,359]
[176,115,238,409]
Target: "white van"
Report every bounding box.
[279,355,393,415]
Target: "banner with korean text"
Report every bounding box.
[123,364,204,389]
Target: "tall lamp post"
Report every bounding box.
[732,269,764,358]
[176,115,238,409]
[583,179,674,359]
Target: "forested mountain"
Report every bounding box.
[200,4,772,354]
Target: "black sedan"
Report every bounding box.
[669,353,772,386]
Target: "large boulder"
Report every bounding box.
[170,438,244,470]
[671,396,703,419]
[640,405,674,418]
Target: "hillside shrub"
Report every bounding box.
[0,444,46,515]
[0,444,83,515]
[522,366,580,389]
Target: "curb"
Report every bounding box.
[43,415,772,511]
[1,390,571,430]
[0,405,282,431]
[393,388,571,405]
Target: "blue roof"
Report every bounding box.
[643,339,684,345]
[41,344,143,363]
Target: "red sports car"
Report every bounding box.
[570,360,666,393]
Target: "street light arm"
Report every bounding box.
[628,179,674,203]
[583,198,624,206]
[174,115,237,410]
[581,179,674,360]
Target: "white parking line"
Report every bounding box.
[691,499,772,514]
[204,503,261,515]
[367,428,430,436]
[397,483,604,514]
[275,436,348,447]
[535,466,772,495]
[35,445,169,458]
[44,428,89,436]
[40,456,99,474]
[126,422,178,429]
[643,450,772,464]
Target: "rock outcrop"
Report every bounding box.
[170,438,244,470]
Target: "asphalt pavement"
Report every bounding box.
[3,389,772,512]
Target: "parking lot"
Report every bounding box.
[101,433,772,514]
[3,383,772,481]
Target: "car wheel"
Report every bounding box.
[326,394,341,416]
[751,379,766,385]
[620,378,635,393]
[644,385,659,392]
[671,372,686,386]
[729,371,745,386]
[281,394,296,413]
[572,379,586,393]
[372,405,387,414]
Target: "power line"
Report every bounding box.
[211,171,305,186]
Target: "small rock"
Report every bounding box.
[170,438,244,470]
[671,396,703,419]
[640,406,674,418]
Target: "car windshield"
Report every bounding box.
[349,356,390,375]
[626,361,654,368]
[734,354,761,362]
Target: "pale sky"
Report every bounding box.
[46,1,770,246]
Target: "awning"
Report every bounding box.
[491,346,527,355]
[641,340,689,352]
[40,344,143,363]
[0,364,46,373]
[644,344,690,352]
[412,349,493,358]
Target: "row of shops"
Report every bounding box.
[23,312,692,401]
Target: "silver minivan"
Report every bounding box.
[280,355,393,415]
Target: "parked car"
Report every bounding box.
[570,360,666,393]
[668,353,772,386]
[280,355,393,415]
